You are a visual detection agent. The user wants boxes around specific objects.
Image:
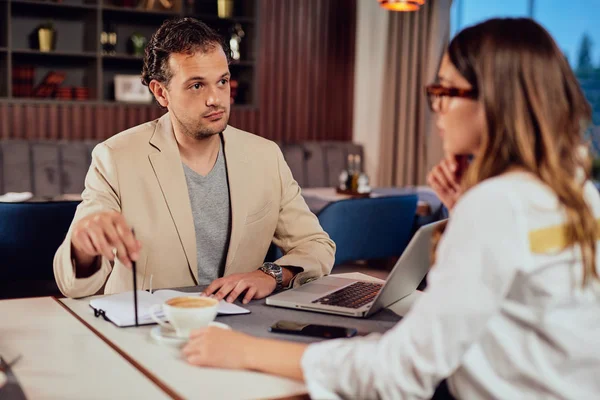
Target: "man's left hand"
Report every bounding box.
[203,270,276,304]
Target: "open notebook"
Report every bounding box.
[89,289,250,328]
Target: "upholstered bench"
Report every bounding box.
[0,139,364,298]
[0,139,363,197]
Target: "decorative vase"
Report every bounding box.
[128,33,147,57]
[217,0,234,18]
[38,28,55,52]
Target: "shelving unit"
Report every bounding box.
[11,0,97,10]
[0,0,259,106]
[12,49,98,58]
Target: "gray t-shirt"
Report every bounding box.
[182,143,231,286]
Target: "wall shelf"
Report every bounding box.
[101,5,180,18]
[0,0,259,106]
[11,0,98,11]
[101,54,144,61]
[13,49,98,60]
[195,14,255,24]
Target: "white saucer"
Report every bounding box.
[150,322,231,347]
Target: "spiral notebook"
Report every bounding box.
[89,289,250,328]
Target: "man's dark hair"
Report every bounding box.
[142,17,229,88]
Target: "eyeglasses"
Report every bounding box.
[425,83,478,113]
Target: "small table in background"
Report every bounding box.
[302,186,443,226]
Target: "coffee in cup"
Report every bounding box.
[166,297,217,309]
[150,296,219,338]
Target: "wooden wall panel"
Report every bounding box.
[0,103,168,141]
[253,0,356,143]
[1,0,356,143]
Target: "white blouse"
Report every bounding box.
[301,172,600,399]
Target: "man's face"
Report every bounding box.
[163,47,231,140]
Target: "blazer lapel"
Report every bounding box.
[148,113,198,284]
[223,126,249,275]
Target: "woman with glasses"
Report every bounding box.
[425,65,479,212]
[182,18,600,399]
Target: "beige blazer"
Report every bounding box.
[54,113,335,298]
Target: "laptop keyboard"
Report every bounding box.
[311,281,383,309]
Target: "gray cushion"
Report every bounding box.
[60,141,90,195]
[323,144,346,187]
[0,139,364,196]
[32,142,61,198]
[281,145,306,187]
[279,141,365,189]
[303,143,327,188]
[0,140,32,193]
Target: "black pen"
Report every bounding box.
[132,228,138,327]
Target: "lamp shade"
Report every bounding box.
[378,0,425,11]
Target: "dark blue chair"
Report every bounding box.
[317,195,418,266]
[0,201,79,296]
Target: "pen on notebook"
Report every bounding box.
[132,228,138,327]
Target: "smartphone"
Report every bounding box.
[269,320,358,339]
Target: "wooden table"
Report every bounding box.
[59,298,309,400]
[1,273,423,399]
[59,273,422,399]
[0,297,170,399]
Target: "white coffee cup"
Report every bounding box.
[150,296,219,338]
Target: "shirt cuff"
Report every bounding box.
[301,343,342,400]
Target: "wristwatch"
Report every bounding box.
[259,262,284,291]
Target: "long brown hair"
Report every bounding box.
[447,18,598,285]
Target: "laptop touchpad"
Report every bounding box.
[294,284,340,294]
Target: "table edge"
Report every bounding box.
[52,297,183,400]
[54,297,311,400]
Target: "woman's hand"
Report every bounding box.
[182,326,308,381]
[182,327,255,370]
[427,156,463,210]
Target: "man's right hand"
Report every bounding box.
[427,156,463,211]
[71,211,141,275]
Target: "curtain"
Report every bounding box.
[377,0,452,187]
[352,1,390,187]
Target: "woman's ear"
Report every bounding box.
[149,80,169,108]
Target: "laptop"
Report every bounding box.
[266,219,446,317]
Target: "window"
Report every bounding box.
[451,0,600,127]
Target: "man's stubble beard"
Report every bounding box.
[178,111,229,141]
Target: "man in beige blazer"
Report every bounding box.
[54,18,335,300]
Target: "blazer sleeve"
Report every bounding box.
[270,143,336,286]
[53,143,121,298]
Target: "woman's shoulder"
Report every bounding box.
[452,172,554,223]
[455,172,600,222]
[457,173,530,208]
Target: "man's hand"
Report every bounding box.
[426,155,463,211]
[71,211,141,272]
[203,270,277,304]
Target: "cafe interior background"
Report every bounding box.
[0,0,599,300]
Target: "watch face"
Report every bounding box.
[262,263,283,287]
[264,263,281,272]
